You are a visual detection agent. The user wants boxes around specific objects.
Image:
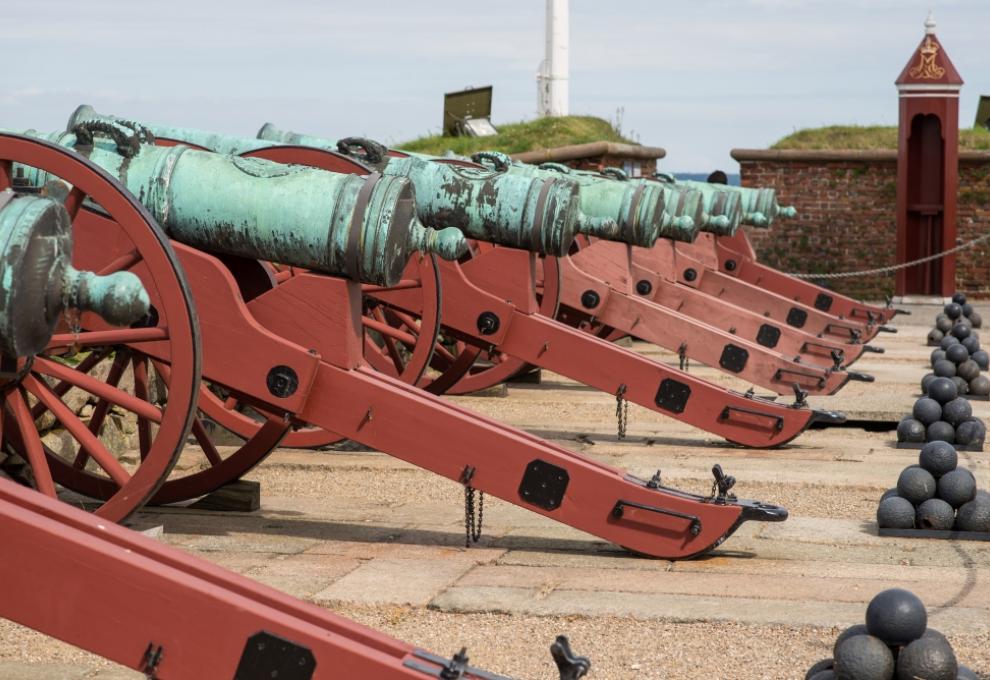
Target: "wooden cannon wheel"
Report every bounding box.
[0,133,201,522]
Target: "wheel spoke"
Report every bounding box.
[29,349,110,421]
[131,356,153,461]
[362,315,418,346]
[46,326,168,351]
[23,375,130,487]
[79,350,131,470]
[362,278,422,293]
[371,307,405,371]
[63,186,86,221]
[383,308,421,337]
[191,417,223,467]
[95,249,142,277]
[32,356,162,424]
[6,389,57,497]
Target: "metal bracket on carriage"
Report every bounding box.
[710,464,737,502]
[405,647,506,679]
[551,635,592,680]
[790,382,808,408]
[883,294,911,316]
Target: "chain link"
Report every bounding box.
[464,485,484,547]
[787,231,990,280]
[615,383,628,440]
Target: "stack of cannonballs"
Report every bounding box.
[927,292,983,346]
[898,377,986,449]
[804,589,978,679]
[924,323,990,399]
[877,441,990,533]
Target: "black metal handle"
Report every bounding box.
[611,499,702,536]
[336,137,387,165]
[718,405,785,433]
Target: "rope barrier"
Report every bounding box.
[787,231,990,279]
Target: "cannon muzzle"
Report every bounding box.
[0,190,149,357]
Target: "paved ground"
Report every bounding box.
[3,302,990,679]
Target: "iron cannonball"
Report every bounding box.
[961,335,980,354]
[970,349,989,370]
[939,335,960,350]
[928,329,944,346]
[952,293,967,306]
[912,397,943,425]
[880,488,900,503]
[834,634,895,680]
[956,360,980,382]
[866,588,928,646]
[877,496,916,529]
[951,321,972,340]
[926,377,957,405]
[922,373,939,394]
[897,467,937,505]
[930,350,947,367]
[967,418,987,443]
[968,375,990,397]
[941,398,973,427]
[833,624,870,658]
[945,344,970,365]
[936,315,953,333]
[897,418,927,443]
[951,377,970,396]
[927,421,956,444]
[962,302,974,318]
[968,311,982,328]
[895,636,957,680]
[919,441,957,477]
[805,659,834,680]
[958,666,979,680]
[937,468,976,508]
[915,498,956,530]
[933,359,957,378]
[954,420,982,446]
[945,303,963,320]
[956,497,990,532]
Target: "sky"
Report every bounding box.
[3,0,989,172]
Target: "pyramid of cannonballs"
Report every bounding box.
[925,294,989,401]
[897,376,986,449]
[804,589,978,679]
[877,441,990,533]
[927,292,983,346]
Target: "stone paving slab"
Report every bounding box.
[313,558,475,606]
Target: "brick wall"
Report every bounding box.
[732,149,990,299]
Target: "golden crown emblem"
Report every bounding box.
[909,36,946,79]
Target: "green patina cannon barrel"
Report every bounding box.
[69,106,582,257]
[13,126,466,287]
[653,175,741,236]
[257,122,713,247]
[0,189,149,357]
[679,181,796,227]
[463,152,697,245]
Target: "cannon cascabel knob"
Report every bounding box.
[0,191,150,357]
[61,267,150,328]
[577,214,621,239]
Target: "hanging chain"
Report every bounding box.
[615,383,628,440]
[464,485,484,547]
[787,231,990,279]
